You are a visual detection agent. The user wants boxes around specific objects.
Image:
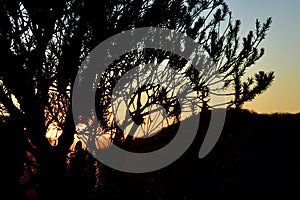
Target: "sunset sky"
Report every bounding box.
[227,0,300,114]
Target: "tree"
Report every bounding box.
[0,1,88,199]
[0,0,274,199]
[90,0,275,146]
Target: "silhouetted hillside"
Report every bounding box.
[1,109,299,199]
[97,109,300,199]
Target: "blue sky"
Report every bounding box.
[226,0,300,113]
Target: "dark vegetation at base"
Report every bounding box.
[1,109,299,199]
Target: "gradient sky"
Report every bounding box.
[226,0,300,114]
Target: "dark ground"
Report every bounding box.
[1,109,299,199]
[88,109,300,199]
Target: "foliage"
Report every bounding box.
[0,0,275,199]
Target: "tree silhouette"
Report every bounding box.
[0,1,89,198]
[0,0,275,199]
[89,0,275,145]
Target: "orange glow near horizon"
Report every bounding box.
[45,122,63,146]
